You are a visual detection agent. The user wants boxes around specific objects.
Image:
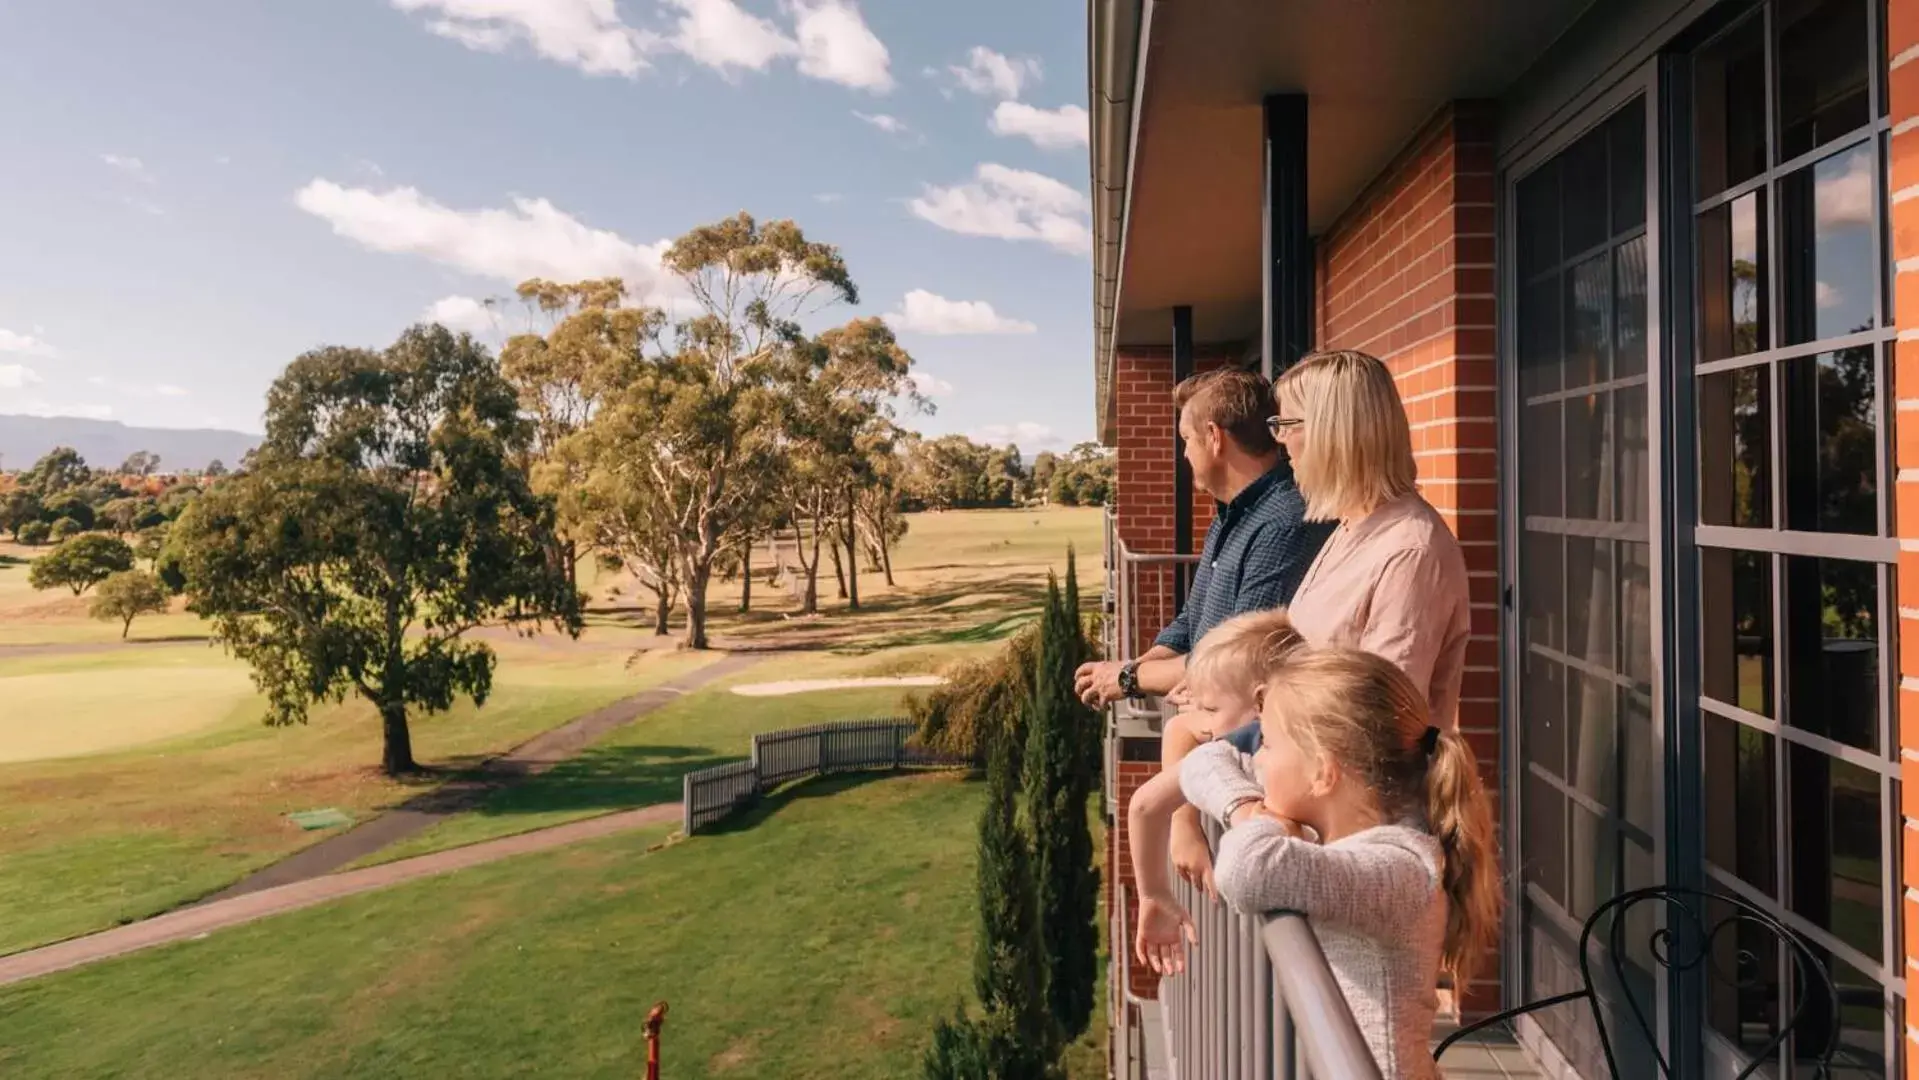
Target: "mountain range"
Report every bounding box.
[0,414,261,474]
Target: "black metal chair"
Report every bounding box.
[1433,885,1840,1079]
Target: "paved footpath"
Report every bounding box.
[0,802,682,987]
[203,651,764,901]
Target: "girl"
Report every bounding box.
[1129,647,1501,1079]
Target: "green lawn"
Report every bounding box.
[0,773,984,1080]
[358,650,966,866]
[0,643,712,955]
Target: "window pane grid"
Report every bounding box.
[1689,5,1898,1073]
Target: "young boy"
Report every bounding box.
[1153,609,1305,898]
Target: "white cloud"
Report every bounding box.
[1816,147,1874,227]
[787,0,891,92]
[0,363,43,389]
[86,376,190,399]
[815,192,844,203]
[886,289,1036,336]
[907,164,1091,255]
[854,111,910,135]
[949,46,1040,99]
[0,328,56,358]
[121,196,165,217]
[425,294,506,335]
[970,421,1062,451]
[294,179,681,305]
[390,0,658,77]
[1816,281,1843,309]
[989,102,1088,150]
[100,153,152,183]
[908,371,955,398]
[662,0,795,76]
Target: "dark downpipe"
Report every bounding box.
[1262,94,1311,378]
[1172,304,1194,614]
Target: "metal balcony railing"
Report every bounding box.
[1149,822,1385,1080]
[1101,505,1199,666]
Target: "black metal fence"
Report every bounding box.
[681,719,976,835]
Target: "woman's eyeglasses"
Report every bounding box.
[1265,416,1302,436]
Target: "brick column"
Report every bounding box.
[1315,101,1503,1014]
[1888,1,1919,1071]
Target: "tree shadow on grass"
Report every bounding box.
[701,768,982,836]
[452,743,724,820]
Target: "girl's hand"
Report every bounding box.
[1135,894,1196,975]
[1165,679,1191,707]
[1168,813,1217,900]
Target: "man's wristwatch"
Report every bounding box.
[1116,661,1142,699]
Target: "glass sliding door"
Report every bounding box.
[1509,86,1663,1080]
[1687,2,1901,1075]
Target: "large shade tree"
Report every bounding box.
[173,326,582,774]
[568,212,858,649]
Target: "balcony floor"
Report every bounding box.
[1434,1022,1546,1079]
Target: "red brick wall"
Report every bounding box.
[1889,1,1919,1071]
[1315,101,1504,1014]
[1108,754,1162,1000]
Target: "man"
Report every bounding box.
[1074,367,1333,707]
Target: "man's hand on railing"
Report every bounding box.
[1074,659,1126,706]
[1169,807,1217,900]
[1135,893,1196,976]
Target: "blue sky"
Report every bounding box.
[0,0,1093,452]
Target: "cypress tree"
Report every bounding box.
[1023,573,1101,1041]
[973,728,1055,1076]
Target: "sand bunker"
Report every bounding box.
[730,676,946,697]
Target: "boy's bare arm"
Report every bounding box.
[1127,768,1188,902]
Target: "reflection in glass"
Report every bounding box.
[1702,547,1774,716]
[1694,13,1768,197]
[1518,159,1560,281]
[1787,745,1882,959]
[1783,349,1878,535]
[1700,366,1772,528]
[1567,254,1612,388]
[1524,769,1568,907]
[1615,236,1649,378]
[1776,0,1870,161]
[1520,275,1562,400]
[1566,538,1615,670]
[1615,384,1649,526]
[1567,802,1616,921]
[1523,532,1564,654]
[1523,649,1567,777]
[1781,143,1877,345]
[1610,104,1647,235]
[1522,401,1563,520]
[1620,690,1656,833]
[1704,713,1777,894]
[1705,893,1783,1061]
[1568,669,1616,806]
[1698,191,1768,360]
[1797,955,1893,1079]
[1618,541,1653,690]
[1566,393,1613,523]
[1563,122,1611,258]
[1784,556,1880,753]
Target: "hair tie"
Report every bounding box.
[1418,726,1441,756]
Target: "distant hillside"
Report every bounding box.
[0,415,261,474]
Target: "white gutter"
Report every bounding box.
[1089,0,1148,445]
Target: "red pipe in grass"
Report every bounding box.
[644,1001,668,1080]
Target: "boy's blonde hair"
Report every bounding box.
[1185,609,1305,702]
[1257,646,1503,989]
[1274,349,1418,522]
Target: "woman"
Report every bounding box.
[1263,348,1472,730]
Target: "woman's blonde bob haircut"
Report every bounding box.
[1274,349,1418,522]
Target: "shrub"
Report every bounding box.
[16,520,51,546]
[48,517,84,542]
[907,620,1042,763]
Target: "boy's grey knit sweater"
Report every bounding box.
[1179,740,1446,1080]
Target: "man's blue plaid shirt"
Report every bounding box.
[1153,459,1333,655]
